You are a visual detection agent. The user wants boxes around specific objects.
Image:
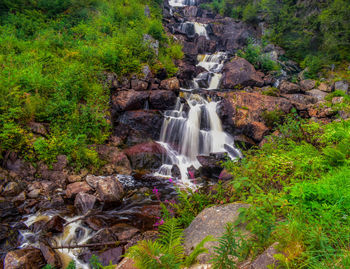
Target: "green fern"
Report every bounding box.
[184,235,214,267]
[126,218,212,268]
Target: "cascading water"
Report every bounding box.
[177,22,209,39]
[169,0,197,7]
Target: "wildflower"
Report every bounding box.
[169,178,173,183]
[188,171,195,179]
[153,187,160,200]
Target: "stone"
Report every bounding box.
[39,242,62,268]
[96,176,124,203]
[111,90,149,112]
[197,154,227,180]
[332,97,344,104]
[116,258,137,269]
[110,223,140,241]
[300,79,316,91]
[28,122,47,136]
[143,34,159,56]
[27,189,40,199]
[318,82,331,92]
[334,81,349,93]
[52,155,68,171]
[66,182,92,198]
[68,175,82,183]
[74,192,96,214]
[250,243,282,269]
[246,122,269,142]
[184,203,250,263]
[218,169,233,181]
[96,145,132,175]
[220,57,264,89]
[134,204,161,230]
[98,247,123,266]
[2,181,21,196]
[306,89,328,102]
[124,142,166,171]
[278,81,301,94]
[160,77,180,91]
[4,248,45,269]
[44,215,66,234]
[149,90,177,110]
[130,79,149,91]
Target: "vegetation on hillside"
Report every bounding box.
[0,0,182,169]
[201,0,350,78]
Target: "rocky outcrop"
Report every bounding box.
[4,248,45,269]
[184,203,250,263]
[220,58,264,89]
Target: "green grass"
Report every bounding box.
[0,0,182,169]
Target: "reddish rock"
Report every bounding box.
[4,248,45,269]
[110,223,140,241]
[96,176,124,203]
[98,247,123,266]
[318,82,331,92]
[124,142,166,171]
[134,204,161,230]
[160,77,180,91]
[131,79,148,91]
[220,57,264,89]
[74,192,96,214]
[2,182,21,197]
[39,242,62,268]
[66,182,92,198]
[96,145,132,175]
[219,169,233,181]
[247,122,269,142]
[111,90,149,112]
[278,80,302,94]
[300,79,316,91]
[52,155,68,171]
[149,90,177,110]
[44,215,66,233]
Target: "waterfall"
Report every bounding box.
[178,22,209,39]
[169,0,197,7]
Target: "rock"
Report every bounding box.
[334,81,349,93]
[300,79,316,91]
[197,154,226,180]
[144,5,150,17]
[131,79,148,91]
[110,223,139,241]
[332,97,344,104]
[134,204,161,230]
[220,57,264,89]
[124,142,166,171]
[74,192,96,214]
[183,6,198,17]
[281,94,318,110]
[143,34,159,56]
[149,90,177,110]
[52,155,68,171]
[66,182,92,199]
[111,90,149,112]
[4,248,45,269]
[44,216,66,233]
[12,191,26,203]
[97,247,123,266]
[246,122,269,142]
[218,169,233,181]
[114,110,163,146]
[306,89,328,102]
[318,82,332,92]
[96,176,124,203]
[39,242,62,268]
[2,182,21,196]
[96,145,132,175]
[116,258,137,269]
[88,228,119,245]
[27,189,40,199]
[68,175,82,183]
[250,243,282,269]
[160,77,180,91]
[278,81,302,94]
[184,203,250,263]
[28,122,47,136]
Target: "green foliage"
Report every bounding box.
[126,218,213,268]
[211,223,249,269]
[42,260,76,269]
[0,0,181,168]
[89,254,115,269]
[261,109,286,129]
[301,54,324,79]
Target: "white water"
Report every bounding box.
[169,0,197,7]
[155,94,241,185]
[178,22,209,39]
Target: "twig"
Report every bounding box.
[52,241,126,249]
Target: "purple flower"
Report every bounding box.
[153,187,160,200]
[169,178,173,183]
[188,171,195,179]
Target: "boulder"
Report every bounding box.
[39,242,62,268]
[250,243,282,269]
[96,176,124,203]
[160,77,180,91]
[299,79,316,91]
[66,182,92,199]
[74,192,96,214]
[28,122,47,136]
[96,145,132,175]
[134,204,161,230]
[220,58,264,89]
[111,90,149,112]
[44,215,66,233]
[110,223,140,241]
[2,182,21,197]
[149,90,177,110]
[334,81,349,93]
[124,142,166,171]
[318,82,332,93]
[116,258,137,269]
[278,81,302,94]
[131,79,148,91]
[184,203,250,263]
[97,247,123,266]
[4,248,45,269]
[306,89,328,102]
[197,154,227,180]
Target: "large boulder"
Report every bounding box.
[278,81,302,94]
[111,90,149,112]
[96,145,132,175]
[114,110,163,146]
[124,142,166,171]
[197,154,227,180]
[95,176,124,203]
[149,90,177,110]
[299,79,316,91]
[334,81,349,93]
[306,89,328,102]
[220,57,264,89]
[160,77,180,91]
[66,182,92,199]
[184,203,249,263]
[217,92,292,142]
[4,248,45,269]
[74,192,96,214]
[250,243,282,269]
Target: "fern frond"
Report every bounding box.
[184,235,214,267]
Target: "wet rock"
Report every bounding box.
[98,247,123,266]
[96,145,132,175]
[197,154,226,180]
[39,242,62,268]
[149,90,177,110]
[134,204,161,230]
[29,220,47,233]
[220,57,264,89]
[88,228,118,245]
[278,80,302,94]
[66,182,92,199]
[176,60,196,80]
[183,6,198,17]
[184,203,250,263]
[246,122,270,142]
[2,182,21,196]
[4,248,45,269]
[334,81,349,93]
[160,77,180,91]
[85,216,107,231]
[44,216,66,234]
[195,72,212,88]
[28,122,47,136]
[111,90,149,112]
[124,142,165,171]
[74,192,96,214]
[300,79,316,91]
[12,191,26,204]
[306,89,328,102]
[110,223,140,241]
[116,258,137,269]
[96,176,124,203]
[250,243,282,269]
[114,110,163,146]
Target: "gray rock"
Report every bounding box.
[334,81,349,93]
[250,242,282,269]
[144,5,150,17]
[95,176,124,203]
[184,203,249,263]
[306,89,328,102]
[300,79,316,91]
[74,192,96,214]
[2,182,20,196]
[278,81,301,94]
[143,34,159,56]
